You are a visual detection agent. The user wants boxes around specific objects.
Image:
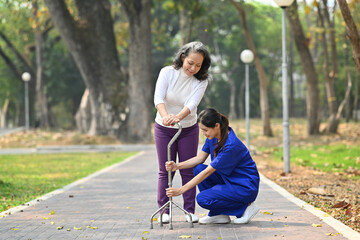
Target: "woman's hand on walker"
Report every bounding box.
[162,114,180,126]
[165,161,178,172]
[166,187,182,197]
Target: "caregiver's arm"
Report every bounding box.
[166,151,209,172]
[166,164,216,197]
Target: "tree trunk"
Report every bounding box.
[317,2,338,133]
[337,0,360,72]
[287,1,321,135]
[229,0,273,136]
[44,0,127,137]
[335,67,352,124]
[0,31,35,78]
[120,0,153,142]
[179,0,199,46]
[75,89,91,133]
[0,99,9,128]
[354,71,359,122]
[213,39,237,119]
[32,0,50,129]
[179,7,187,46]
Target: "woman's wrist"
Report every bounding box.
[179,186,186,195]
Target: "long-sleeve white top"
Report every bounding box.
[154,66,208,128]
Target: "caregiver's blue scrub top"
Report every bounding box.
[202,127,260,199]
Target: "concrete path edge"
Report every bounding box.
[260,173,360,240]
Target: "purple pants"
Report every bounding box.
[154,122,199,214]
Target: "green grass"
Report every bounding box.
[0,152,136,212]
[263,144,360,177]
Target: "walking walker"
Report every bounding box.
[150,122,194,230]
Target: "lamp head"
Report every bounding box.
[273,0,295,8]
[240,49,254,64]
[22,72,31,82]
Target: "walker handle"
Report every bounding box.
[167,122,182,188]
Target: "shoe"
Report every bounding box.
[233,202,259,224]
[199,215,230,224]
[158,213,169,223]
[185,213,199,223]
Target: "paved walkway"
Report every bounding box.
[1,147,359,240]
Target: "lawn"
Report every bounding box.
[0,152,136,213]
[259,144,360,178]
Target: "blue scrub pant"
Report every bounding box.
[194,164,248,218]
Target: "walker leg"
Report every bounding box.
[150,201,170,229]
[169,198,173,230]
[172,201,194,228]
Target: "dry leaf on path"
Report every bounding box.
[332,200,349,209]
[307,187,327,195]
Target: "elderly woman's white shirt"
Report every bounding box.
[154,66,208,128]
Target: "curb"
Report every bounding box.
[260,173,360,240]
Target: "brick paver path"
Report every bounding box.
[0,148,356,239]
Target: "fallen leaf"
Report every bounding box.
[332,200,348,209]
[325,233,339,236]
[345,207,353,217]
[43,217,50,220]
[57,226,63,230]
[312,223,322,227]
[73,226,82,230]
[152,217,158,222]
[179,235,192,239]
[307,187,327,195]
[50,221,55,225]
[66,228,71,231]
[143,231,149,234]
[49,210,55,215]
[263,211,273,215]
[11,228,19,231]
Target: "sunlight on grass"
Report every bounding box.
[262,144,359,175]
[0,152,136,212]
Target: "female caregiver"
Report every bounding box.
[165,108,260,224]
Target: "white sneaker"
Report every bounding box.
[185,213,199,223]
[233,202,259,224]
[158,213,170,223]
[199,215,230,224]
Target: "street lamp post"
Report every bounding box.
[240,49,254,149]
[22,72,31,131]
[274,0,294,174]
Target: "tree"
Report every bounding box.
[0,1,35,128]
[287,1,321,135]
[32,0,51,129]
[316,0,339,133]
[44,0,128,137]
[337,0,360,72]
[229,0,273,137]
[119,0,153,142]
